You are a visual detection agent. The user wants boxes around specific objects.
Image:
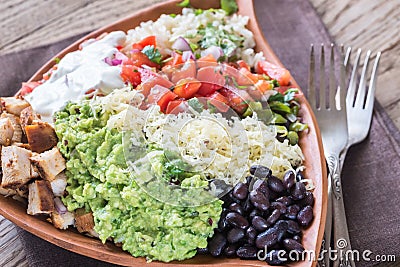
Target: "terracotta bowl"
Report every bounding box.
[0,0,327,266]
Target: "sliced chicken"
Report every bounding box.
[1,146,32,189]
[25,121,58,153]
[30,147,66,182]
[51,211,75,230]
[75,209,95,233]
[27,180,55,215]
[20,106,41,132]
[0,97,30,116]
[0,117,14,146]
[0,186,16,197]
[1,113,22,143]
[50,172,67,197]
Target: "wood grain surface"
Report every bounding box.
[0,0,398,266]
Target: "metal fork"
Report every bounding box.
[331,48,381,267]
[309,43,348,267]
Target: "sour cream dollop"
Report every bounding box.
[25,31,127,121]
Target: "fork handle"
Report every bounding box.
[327,154,356,267]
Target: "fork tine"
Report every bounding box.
[339,45,346,110]
[346,48,362,107]
[308,44,316,109]
[328,44,336,109]
[354,50,372,108]
[319,44,326,109]
[344,47,352,72]
[365,52,381,109]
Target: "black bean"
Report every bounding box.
[236,245,258,259]
[266,209,281,225]
[290,182,306,200]
[252,216,270,232]
[225,212,249,229]
[265,250,288,265]
[283,170,296,190]
[249,209,262,219]
[252,179,268,194]
[293,235,302,243]
[228,191,241,203]
[227,228,245,244]
[298,191,314,207]
[283,238,305,253]
[268,189,280,201]
[242,197,253,213]
[267,176,285,193]
[297,205,313,227]
[229,202,244,215]
[286,220,301,235]
[274,220,289,231]
[196,247,209,254]
[246,226,257,241]
[276,196,293,206]
[208,232,227,257]
[249,190,270,211]
[296,171,305,181]
[285,204,301,220]
[233,182,248,200]
[245,175,253,185]
[255,227,280,249]
[270,201,287,214]
[224,244,237,257]
[217,210,230,232]
[250,165,272,179]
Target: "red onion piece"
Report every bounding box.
[54,198,67,214]
[172,37,191,51]
[115,51,128,61]
[131,49,141,54]
[111,59,122,65]
[182,51,195,61]
[200,46,224,60]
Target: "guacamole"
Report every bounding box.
[54,100,222,262]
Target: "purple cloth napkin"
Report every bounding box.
[0,0,399,266]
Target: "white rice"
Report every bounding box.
[124,8,265,67]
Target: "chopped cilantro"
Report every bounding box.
[221,0,238,15]
[198,25,244,57]
[54,57,61,64]
[194,9,203,15]
[187,98,204,113]
[142,45,162,64]
[189,43,198,52]
[169,13,177,18]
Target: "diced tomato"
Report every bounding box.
[140,75,174,97]
[130,50,159,68]
[173,78,201,99]
[197,54,218,68]
[19,81,41,96]
[237,60,250,71]
[246,80,273,100]
[196,66,225,96]
[170,60,196,84]
[164,53,184,67]
[121,65,142,87]
[207,92,229,112]
[220,87,253,114]
[237,67,259,85]
[275,86,290,95]
[257,60,291,86]
[166,100,189,114]
[132,36,156,50]
[147,85,178,112]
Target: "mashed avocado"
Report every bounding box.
[54,100,222,262]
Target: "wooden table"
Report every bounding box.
[0,0,399,266]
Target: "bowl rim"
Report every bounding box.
[0,0,327,266]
